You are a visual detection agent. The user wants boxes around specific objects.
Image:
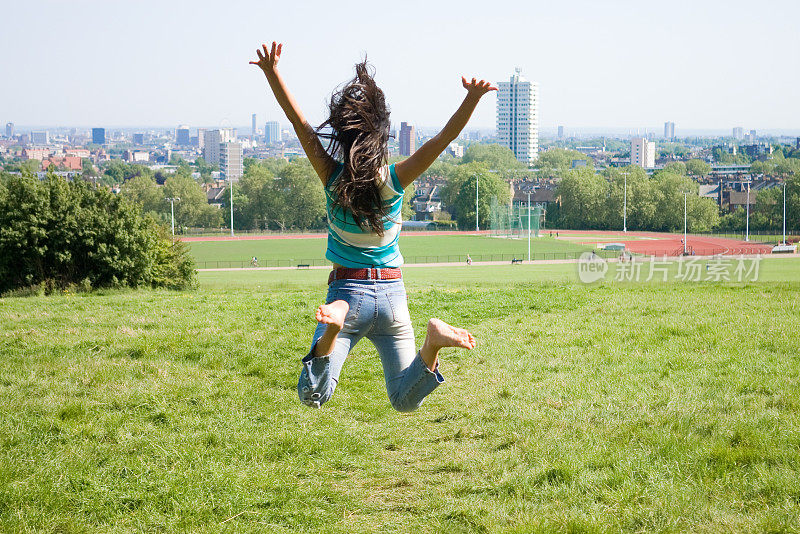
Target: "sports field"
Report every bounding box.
[187,234,596,268]
[2,259,800,532]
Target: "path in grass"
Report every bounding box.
[2,273,800,532]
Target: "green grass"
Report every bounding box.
[187,235,593,267]
[2,264,800,532]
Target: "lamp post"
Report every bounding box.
[526,191,533,262]
[229,176,235,237]
[475,175,479,233]
[165,197,180,236]
[782,181,787,246]
[745,181,751,242]
[622,172,629,233]
[683,192,688,255]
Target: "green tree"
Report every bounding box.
[554,167,609,229]
[662,161,687,175]
[604,166,655,231]
[686,159,711,177]
[163,171,223,229]
[441,163,510,229]
[0,176,195,293]
[120,175,163,216]
[461,144,525,171]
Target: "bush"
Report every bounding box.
[0,176,196,295]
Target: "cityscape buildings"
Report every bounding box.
[219,141,243,180]
[664,121,675,140]
[176,126,190,146]
[732,127,744,140]
[92,128,106,145]
[252,114,257,138]
[496,68,539,165]
[265,121,281,144]
[399,122,416,157]
[5,122,13,138]
[133,133,145,145]
[31,131,49,145]
[630,137,656,168]
[203,128,236,166]
[557,125,564,139]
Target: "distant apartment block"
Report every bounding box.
[123,150,151,163]
[219,142,243,180]
[176,125,190,146]
[399,122,416,156]
[630,137,656,168]
[252,114,257,138]
[557,125,564,139]
[133,133,145,145]
[31,131,49,145]
[264,121,281,144]
[497,68,539,165]
[203,128,236,166]
[747,129,757,144]
[664,121,675,140]
[732,127,744,140]
[5,122,13,138]
[92,128,106,145]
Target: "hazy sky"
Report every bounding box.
[2,0,798,132]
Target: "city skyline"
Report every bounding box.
[1,0,799,131]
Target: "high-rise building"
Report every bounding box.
[197,128,206,150]
[5,122,13,138]
[748,129,757,144]
[732,127,744,140]
[203,128,236,166]
[664,121,675,140]
[630,137,656,168]
[796,137,800,150]
[31,131,49,145]
[176,125,190,146]
[399,122,416,156]
[220,142,243,180]
[557,125,564,139]
[265,121,281,144]
[497,68,539,165]
[251,114,257,138]
[133,133,145,145]
[92,128,106,145]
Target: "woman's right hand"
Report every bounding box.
[250,42,282,75]
[461,77,497,99]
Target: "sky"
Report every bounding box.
[1,0,799,133]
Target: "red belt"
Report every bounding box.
[328,267,402,284]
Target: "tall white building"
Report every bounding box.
[496,68,539,165]
[630,137,656,168]
[732,127,744,140]
[265,121,281,144]
[220,141,243,181]
[203,128,236,166]
[664,121,675,140]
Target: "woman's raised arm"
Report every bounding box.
[250,42,335,185]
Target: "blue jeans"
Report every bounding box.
[298,278,445,412]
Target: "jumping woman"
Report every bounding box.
[251,42,496,411]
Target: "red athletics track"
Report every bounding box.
[180,230,493,242]
[548,229,773,256]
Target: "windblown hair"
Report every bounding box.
[317,60,391,235]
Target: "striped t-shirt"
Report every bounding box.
[324,162,405,268]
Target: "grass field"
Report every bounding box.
[187,235,594,267]
[2,262,800,532]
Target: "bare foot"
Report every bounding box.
[315,300,349,330]
[312,300,349,357]
[419,318,476,370]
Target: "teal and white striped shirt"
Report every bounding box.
[324,162,405,268]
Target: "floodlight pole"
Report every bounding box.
[745,181,750,242]
[165,197,180,236]
[782,181,787,245]
[683,192,688,255]
[475,176,479,232]
[622,172,628,233]
[229,175,234,237]
[526,191,532,262]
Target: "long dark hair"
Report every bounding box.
[317,60,391,235]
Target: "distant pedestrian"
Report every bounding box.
[466,254,472,265]
[251,41,486,411]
